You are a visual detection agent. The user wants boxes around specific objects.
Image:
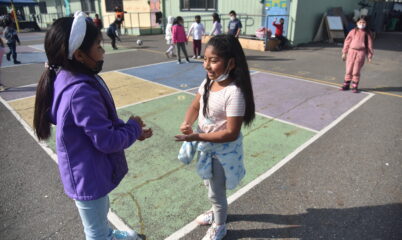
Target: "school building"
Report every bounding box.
[2,0,400,44]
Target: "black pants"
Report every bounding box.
[276,35,286,49]
[7,42,17,61]
[176,42,189,62]
[108,34,117,49]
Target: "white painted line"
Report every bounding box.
[0,96,58,163]
[8,95,36,103]
[165,92,375,240]
[1,63,37,69]
[116,71,184,92]
[102,60,177,74]
[255,112,319,133]
[0,95,130,233]
[117,91,185,110]
[254,71,343,90]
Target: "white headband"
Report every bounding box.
[68,11,87,60]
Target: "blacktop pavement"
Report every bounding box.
[0,32,401,240]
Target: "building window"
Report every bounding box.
[181,0,217,11]
[38,2,47,14]
[106,0,124,12]
[81,0,96,13]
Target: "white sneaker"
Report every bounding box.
[112,229,139,240]
[192,55,197,59]
[196,210,214,225]
[202,223,227,240]
[197,56,202,59]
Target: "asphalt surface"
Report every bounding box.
[1,32,401,240]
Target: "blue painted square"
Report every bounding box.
[119,61,206,90]
[1,52,47,68]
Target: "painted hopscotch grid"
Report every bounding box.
[0,61,373,240]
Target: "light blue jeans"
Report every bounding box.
[75,195,113,240]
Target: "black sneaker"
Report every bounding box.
[14,60,21,64]
[6,53,11,61]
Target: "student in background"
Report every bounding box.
[187,15,205,59]
[272,17,286,49]
[172,16,190,64]
[93,14,103,30]
[210,13,222,36]
[341,17,373,93]
[107,20,121,50]
[4,20,20,64]
[227,10,242,38]
[165,16,176,58]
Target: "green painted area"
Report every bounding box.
[45,92,315,240]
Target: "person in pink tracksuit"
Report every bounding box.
[341,17,373,93]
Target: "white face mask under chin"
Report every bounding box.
[214,72,229,82]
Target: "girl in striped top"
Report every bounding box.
[175,35,255,240]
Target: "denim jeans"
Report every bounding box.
[75,195,113,240]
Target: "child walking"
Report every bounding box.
[165,16,176,58]
[4,19,21,64]
[187,15,205,59]
[341,17,373,93]
[172,16,190,64]
[176,35,255,240]
[33,12,152,240]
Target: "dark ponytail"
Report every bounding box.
[34,68,56,140]
[203,35,255,126]
[33,17,101,140]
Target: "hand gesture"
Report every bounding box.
[180,122,193,135]
[138,128,153,141]
[130,115,145,128]
[175,133,198,142]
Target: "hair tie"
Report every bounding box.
[68,11,87,60]
[45,62,58,71]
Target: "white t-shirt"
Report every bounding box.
[197,79,246,133]
[188,22,205,40]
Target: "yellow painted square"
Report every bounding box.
[9,96,35,128]
[99,71,177,108]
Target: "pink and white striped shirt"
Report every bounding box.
[197,79,246,133]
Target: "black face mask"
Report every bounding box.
[84,55,104,75]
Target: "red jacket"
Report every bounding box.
[273,22,283,36]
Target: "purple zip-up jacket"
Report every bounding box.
[50,69,142,201]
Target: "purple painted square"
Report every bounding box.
[252,72,368,131]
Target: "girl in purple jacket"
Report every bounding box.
[33,12,152,240]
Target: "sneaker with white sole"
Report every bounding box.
[202,223,227,240]
[196,211,214,225]
[197,56,202,59]
[192,55,197,59]
[112,229,138,240]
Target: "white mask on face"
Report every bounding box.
[213,60,232,82]
[357,24,366,29]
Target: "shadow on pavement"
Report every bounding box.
[227,203,402,239]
